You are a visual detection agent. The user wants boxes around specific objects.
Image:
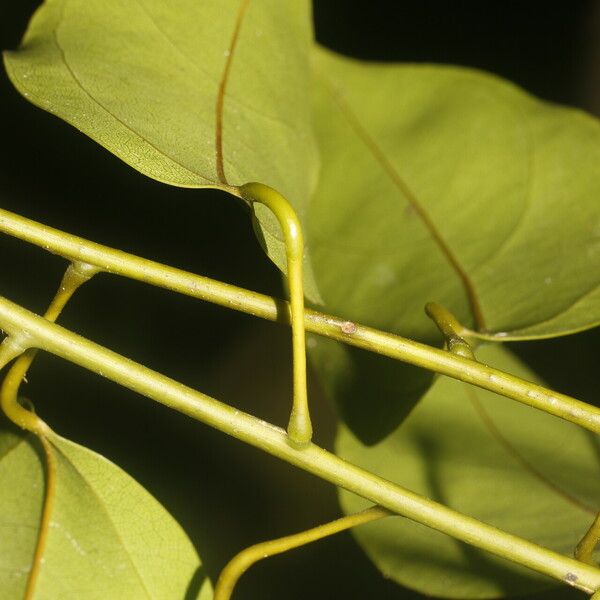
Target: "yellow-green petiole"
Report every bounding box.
[238,182,312,446]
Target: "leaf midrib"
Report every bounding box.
[134,0,303,137]
[215,0,250,184]
[318,71,487,332]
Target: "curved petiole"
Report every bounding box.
[0,261,99,599]
[213,506,390,600]
[425,301,476,359]
[237,182,312,446]
[1,261,99,428]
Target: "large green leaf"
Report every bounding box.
[308,47,600,441]
[336,345,600,598]
[3,0,321,301]
[0,419,212,599]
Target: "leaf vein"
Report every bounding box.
[467,385,597,515]
[319,72,487,331]
[215,0,251,184]
[52,14,207,185]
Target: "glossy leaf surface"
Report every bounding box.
[3,0,321,300]
[308,47,600,441]
[0,420,212,599]
[336,345,600,598]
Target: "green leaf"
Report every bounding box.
[336,344,600,598]
[307,333,433,444]
[0,419,212,599]
[3,0,321,301]
[308,47,600,440]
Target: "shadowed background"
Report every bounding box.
[1,2,599,598]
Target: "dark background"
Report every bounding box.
[1,2,599,598]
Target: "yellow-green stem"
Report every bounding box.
[214,506,389,600]
[426,302,600,576]
[238,182,311,445]
[0,208,597,434]
[577,513,600,566]
[425,301,475,359]
[0,297,598,594]
[0,261,98,598]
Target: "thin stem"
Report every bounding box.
[425,301,476,359]
[0,261,98,597]
[46,261,101,319]
[1,261,99,430]
[214,506,389,600]
[577,513,600,566]
[238,182,311,445]
[0,298,598,594]
[0,208,597,433]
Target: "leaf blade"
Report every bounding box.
[308,47,600,440]
[0,422,212,599]
[3,0,322,301]
[336,345,600,598]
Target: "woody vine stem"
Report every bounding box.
[0,184,599,596]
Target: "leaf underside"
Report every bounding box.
[308,47,600,442]
[4,9,600,596]
[336,345,600,599]
[0,418,212,600]
[3,0,322,301]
